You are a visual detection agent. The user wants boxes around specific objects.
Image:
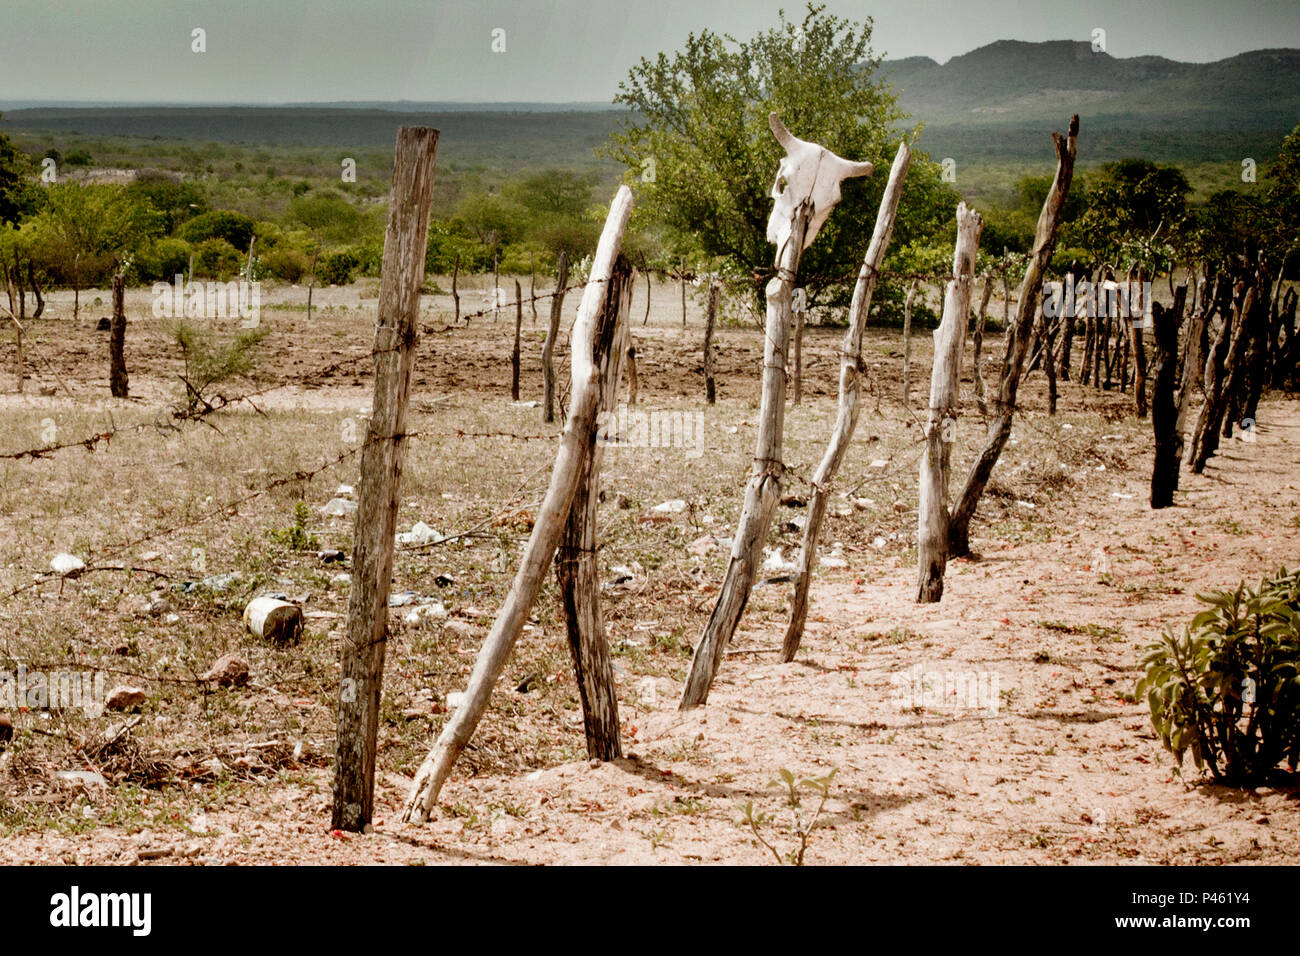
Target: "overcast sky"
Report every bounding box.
[3,0,1298,104]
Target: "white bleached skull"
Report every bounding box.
[766,112,874,252]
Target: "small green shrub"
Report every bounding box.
[169,320,267,412]
[269,501,319,552]
[1138,568,1300,785]
[317,248,359,286]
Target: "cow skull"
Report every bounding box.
[766,112,874,252]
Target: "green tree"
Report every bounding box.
[0,119,34,226]
[1075,159,1190,264]
[603,3,954,305]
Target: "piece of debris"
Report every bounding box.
[652,499,688,513]
[388,591,418,607]
[50,553,85,576]
[201,573,241,592]
[446,691,467,710]
[0,714,11,746]
[396,521,442,546]
[335,484,355,498]
[201,653,250,688]
[403,602,448,625]
[56,770,108,788]
[321,497,358,517]
[687,535,715,557]
[318,549,347,564]
[243,597,302,645]
[106,686,148,711]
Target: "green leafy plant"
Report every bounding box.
[737,767,837,865]
[268,501,319,552]
[169,320,267,413]
[1138,568,1300,785]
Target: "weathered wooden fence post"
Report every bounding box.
[542,251,569,424]
[947,116,1078,559]
[1128,268,1149,417]
[704,278,719,404]
[782,141,909,661]
[557,254,635,760]
[680,256,687,328]
[791,287,806,405]
[109,273,128,398]
[5,263,22,393]
[451,252,460,324]
[681,114,872,706]
[971,276,993,415]
[916,203,983,603]
[529,253,537,325]
[511,279,523,400]
[901,279,918,406]
[1150,287,1187,508]
[403,186,633,822]
[332,126,439,832]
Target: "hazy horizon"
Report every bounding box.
[1,0,1298,105]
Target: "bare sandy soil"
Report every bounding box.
[0,279,1296,865]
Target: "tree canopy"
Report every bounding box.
[603,2,957,305]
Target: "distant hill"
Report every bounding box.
[881,40,1300,161]
[2,41,1296,169]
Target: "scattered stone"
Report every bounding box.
[396,521,442,546]
[331,572,351,587]
[147,597,174,617]
[388,591,418,607]
[318,549,347,564]
[403,602,448,625]
[50,553,85,575]
[614,493,632,510]
[687,535,715,557]
[138,846,175,861]
[445,620,478,638]
[434,574,454,587]
[446,691,467,710]
[652,499,688,513]
[321,497,358,517]
[201,654,250,688]
[106,686,148,711]
[335,484,355,498]
[200,573,242,592]
[56,770,107,788]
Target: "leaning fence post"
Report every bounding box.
[680,114,872,708]
[916,203,983,604]
[704,279,719,404]
[332,126,439,833]
[512,279,523,400]
[557,254,635,760]
[543,251,569,423]
[109,273,128,398]
[402,186,634,822]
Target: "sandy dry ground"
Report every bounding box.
[0,279,1296,865]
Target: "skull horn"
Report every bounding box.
[769,112,795,149]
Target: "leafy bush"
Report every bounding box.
[1138,568,1300,785]
[135,237,192,282]
[268,501,319,552]
[193,237,242,280]
[317,248,359,286]
[182,209,256,251]
[263,247,311,283]
[169,320,267,412]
